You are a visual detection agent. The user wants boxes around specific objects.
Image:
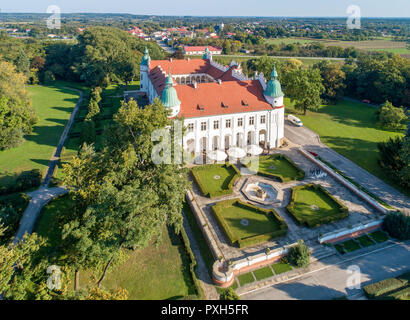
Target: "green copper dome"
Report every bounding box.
[203,46,209,59]
[161,73,181,107]
[264,65,284,98]
[141,47,150,66]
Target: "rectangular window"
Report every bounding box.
[249,117,255,125]
[213,121,219,130]
[237,118,243,127]
[201,122,207,131]
[188,123,194,132]
[260,115,266,124]
[226,119,231,128]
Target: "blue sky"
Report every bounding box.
[1,0,409,17]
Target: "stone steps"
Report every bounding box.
[309,244,336,262]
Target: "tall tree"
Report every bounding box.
[314,61,346,103]
[285,67,325,115]
[0,61,37,150]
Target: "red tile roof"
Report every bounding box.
[176,80,275,118]
[148,59,238,95]
[183,46,222,52]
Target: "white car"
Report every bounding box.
[288,114,303,127]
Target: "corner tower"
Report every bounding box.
[161,72,181,118]
[263,65,284,107]
[140,47,150,93]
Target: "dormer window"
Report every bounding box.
[242,100,248,106]
[197,104,205,111]
[221,102,228,108]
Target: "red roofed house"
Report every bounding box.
[139,47,285,157]
[183,45,222,55]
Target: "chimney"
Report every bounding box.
[193,81,197,89]
[170,58,173,62]
[217,79,222,85]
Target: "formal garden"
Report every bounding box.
[211,199,288,248]
[191,163,241,198]
[286,183,349,228]
[333,230,390,255]
[249,154,305,182]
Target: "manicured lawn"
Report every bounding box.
[271,262,293,275]
[369,230,389,243]
[287,184,348,227]
[253,266,274,281]
[0,83,80,187]
[191,164,240,198]
[285,98,407,196]
[237,272,255,286]
[212,199,287,247]
[356,235,375,248]
[254,154,304,182]
[342,239,361,253]
[36,195,197,300]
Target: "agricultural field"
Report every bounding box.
[265,37,410,56]
[0,83,80,188]
[285,98,407,196]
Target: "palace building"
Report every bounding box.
[139,47,285,157]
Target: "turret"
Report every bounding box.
[161,71,181,118]
[203,46,212,61]
[140,47,151,93]
[263,65,284,107]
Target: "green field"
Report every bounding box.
[36,195,197,300]
[265,37,410,55]
[253,266,274,281]
[285,98,407,196]
[237,272,255,286]
[0,83,80,187]
[254,154,304,182]
[271,261,293,275]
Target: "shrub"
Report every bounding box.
[80,120,96,145]
[0,169,42,195]
[378,101,406,129]
[0,192,30,244]
[219,287,240,300]
[383,211,410,240]
[288,240,310,268]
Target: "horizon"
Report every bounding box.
[1,0,409,19]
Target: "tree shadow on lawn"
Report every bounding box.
[51,106,76,114]
[24,124,67,148]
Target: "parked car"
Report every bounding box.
[362,99,371,104]
[288,114,303,127]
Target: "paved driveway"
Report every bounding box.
[284,120,410,213]
[241,241,410,300]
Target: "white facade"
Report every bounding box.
[140,57,285,156]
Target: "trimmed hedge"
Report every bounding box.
[249,154,305,182]
[212,199,288,248]
[179,227,205,300]
[364,271,410,300]
[286,184,349,228]
[383,211,410,240]
[191,164,241,198]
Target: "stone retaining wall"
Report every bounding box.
[299,149,388,215]
[318,220,383,244]
[212,242,298,287]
